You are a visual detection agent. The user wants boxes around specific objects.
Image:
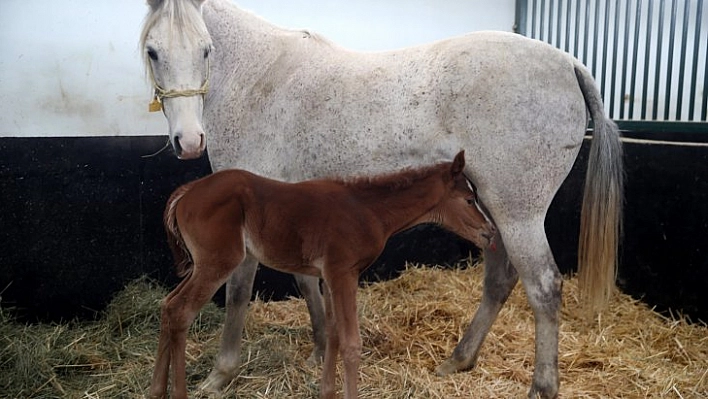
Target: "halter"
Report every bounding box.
[148,58,210,112]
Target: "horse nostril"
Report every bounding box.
[172,135,183,156]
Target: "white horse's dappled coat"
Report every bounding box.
[141,1,623,398]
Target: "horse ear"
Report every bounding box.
[147,0,206,12]
[147,0,162,11]
[451,150,466,176]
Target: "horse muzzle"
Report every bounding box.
[172,131,206,160]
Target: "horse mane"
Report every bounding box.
[338,162,450,192]
[297,29,334,47]
[139,0,207,77]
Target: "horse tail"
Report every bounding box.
[164,183,195,278]
[574,62,625,315]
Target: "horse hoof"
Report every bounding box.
[306,349,324,366]
[435,357,476,376]
[435,359,458,376]
[528,381,559,399]
[528,389,558,399]
[198,370,233,394]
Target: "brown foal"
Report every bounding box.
[150,151,495,399]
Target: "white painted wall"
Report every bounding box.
[0,0,515,137]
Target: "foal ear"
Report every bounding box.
[450,150,466,176]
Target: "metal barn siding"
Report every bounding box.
[515,0,707,127]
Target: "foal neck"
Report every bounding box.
[346,168,447,235]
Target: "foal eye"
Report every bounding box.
[147,48,158,61]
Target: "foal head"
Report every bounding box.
[430,151,496,249]
[141,0,211,159]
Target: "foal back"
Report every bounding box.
[171,169,386,278]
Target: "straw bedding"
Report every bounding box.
[1,261,706,398]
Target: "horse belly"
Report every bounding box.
[432,33,587,212]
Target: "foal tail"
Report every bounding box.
[574,62,625,315]
[164,183,196,278]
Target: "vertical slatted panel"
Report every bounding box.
[688,0,704,119]
[628,0,643,119]
[619,0,632,119]
[516,0,707,122]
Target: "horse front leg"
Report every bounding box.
[294,273,326,364]
[199,255,259,393]
[436,230,518,375]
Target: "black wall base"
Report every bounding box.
[1,135,706,323]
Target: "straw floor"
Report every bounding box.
[1,261,706,398]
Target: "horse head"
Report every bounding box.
[141,0,211,159]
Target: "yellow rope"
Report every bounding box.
[147,58,210,112]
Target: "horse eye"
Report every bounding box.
[147,48,158,61]
[203,47,210,59]
[466,197,475,206]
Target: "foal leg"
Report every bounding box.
[437,230,518,375]
[294,273,327,364]
[150,277,192,398]
[320,283,339,399]
[324,271,361,399]
[200,254,259,393]
[162,267,236,399]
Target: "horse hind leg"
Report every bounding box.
[436,230,518,376]
[199,254,259,393]
[294,273,327,364]
[504,221,562,399]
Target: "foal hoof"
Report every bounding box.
[198,370,233,394]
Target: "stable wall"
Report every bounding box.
[0,136,479,321]
[0,0,515,138]
[1,132,706,323]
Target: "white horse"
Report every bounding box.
[140,1,623,398]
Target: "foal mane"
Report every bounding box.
[139,0,207,75]
[339,162,450,192]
